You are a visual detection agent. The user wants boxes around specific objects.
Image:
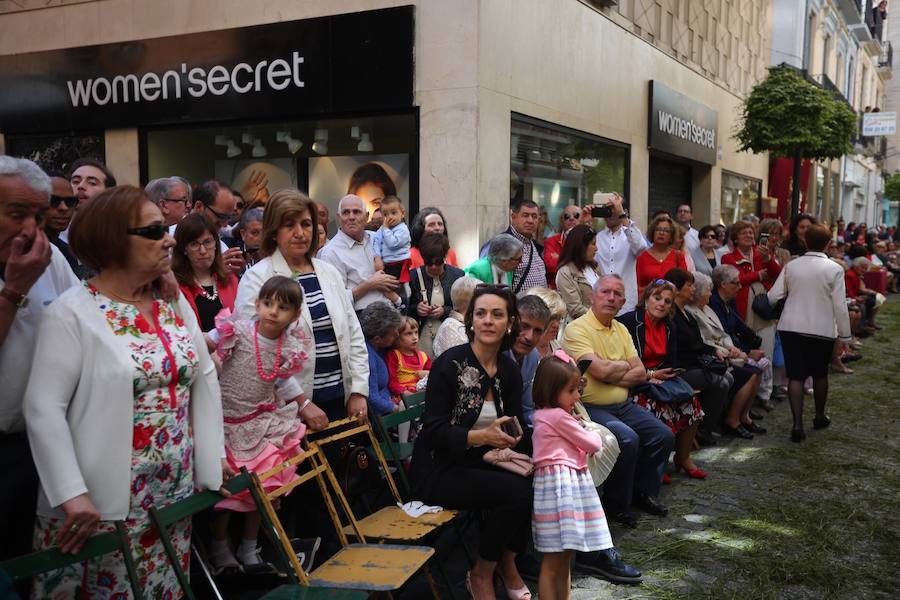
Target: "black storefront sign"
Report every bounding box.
[647,81,718,166]
[0,6,413,134]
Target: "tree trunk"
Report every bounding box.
[791,149,803,218]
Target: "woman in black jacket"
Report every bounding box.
[407,232,465,358]
[617,280,707,479]
[410,284,532,600]
[664,268,754,441]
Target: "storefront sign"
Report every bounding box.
[0,7,413,134]
[862,112,897,136]
[648,81,718,165]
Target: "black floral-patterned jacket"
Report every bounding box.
[410,343,531,498]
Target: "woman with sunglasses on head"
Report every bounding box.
[555,224,600,322]
[635,214,689,298]
[173,214,239,336]
[43,174,84,277]
[542,204,582,289]
[24,186,226,598]
[411,284,533,600]
[407,232,465,358]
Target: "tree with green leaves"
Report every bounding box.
[885,173,900,202]
[734,64,858,218]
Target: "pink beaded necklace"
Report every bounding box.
[254,321,284,382]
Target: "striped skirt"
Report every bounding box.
[532,464,613,553]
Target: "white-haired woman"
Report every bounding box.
[433,275,480,358]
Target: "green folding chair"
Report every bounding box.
[147,470,366,600]
[0,520,142,599]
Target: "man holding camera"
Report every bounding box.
[593,193,648,314]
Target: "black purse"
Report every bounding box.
[698,354,728,375]
[634,377,695,404]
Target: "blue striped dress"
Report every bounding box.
[296,272,346,420]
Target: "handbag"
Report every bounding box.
[634,376,695,404]
[482,448,534,477]
[573,401,620,486]
[698,354,728,375]
[750,281,785,321]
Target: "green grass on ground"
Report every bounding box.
[604,298,900,600]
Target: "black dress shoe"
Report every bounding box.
[606,507,638,528]
[722,424,754,439]
[633,491,668,516]
[749,410,765,421]
[791,428,806,443]
[744,422,767,435]
[574,548,642,584]
[813,415,831,430]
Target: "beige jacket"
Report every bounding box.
[555,262,595,321]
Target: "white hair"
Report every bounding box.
[145,176,191,205]
[852,256,870,269]
[0,156,51,198]
[592,273,623,293]
[338,194,365,213]
[450,276,480,312]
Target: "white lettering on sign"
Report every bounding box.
[66,51,305,108]
[658,110,716,149]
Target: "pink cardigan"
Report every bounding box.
[532,407,603,471]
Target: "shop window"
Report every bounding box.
[720,171,762,224]
[5,132,104,175]
[510,114,628,242]
[143,112,417,221]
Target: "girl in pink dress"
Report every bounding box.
[208,276,310,572]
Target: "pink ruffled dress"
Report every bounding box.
[213,317,310,512]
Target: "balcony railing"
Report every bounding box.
[808,72,853,110]
[879,41,893,69]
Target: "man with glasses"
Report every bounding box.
[192,179,245,275]
[43,174,81,276]
[675,204,700,254]
[0,158,78,580]
[594,193,648,314]
[145,176,191,232]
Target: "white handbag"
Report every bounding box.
[574,401,620,486]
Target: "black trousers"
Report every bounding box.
[681,368,730,431]
[424,462,532,562]
[0,432,39,597]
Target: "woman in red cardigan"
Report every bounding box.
[172,213,239,334]
[635,214,688,296]
[720,221,781,321]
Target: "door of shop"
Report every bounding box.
[648,155,692,217]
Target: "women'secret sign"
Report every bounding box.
[647,81,719,165]
[66,52,306,107]
[0,6,413,134]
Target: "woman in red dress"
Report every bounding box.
[720,221,782,321]
[635,214,688,296]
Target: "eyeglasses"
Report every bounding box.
[657,227,675,234]
[161,196,189,205]
[187,238,217,252]
[127,224,168,240]
[49,195,78,209]
[563,212,580,220]
[206,205,235,223]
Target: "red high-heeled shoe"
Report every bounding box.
[675,463,708,479]
[662,472,672,485]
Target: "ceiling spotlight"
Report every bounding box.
[350,126,361,140]
[214,135,230,146]
[314,128,328,142]
[277,130,303,154]
[251,138,267,158]
[226,140,242,158]
[357,132,373,152]
[312,140,328,155]
[241,132,254,145]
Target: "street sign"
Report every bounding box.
[862,112,897,136]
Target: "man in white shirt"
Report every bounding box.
[594,194,648,314]
[676,204,700,254]
[318,194,400,311]
[0,157,79,564]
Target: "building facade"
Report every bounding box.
[0,0,772,263]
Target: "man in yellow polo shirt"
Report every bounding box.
[563,274,674,532]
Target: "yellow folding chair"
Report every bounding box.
[249,445,438,597]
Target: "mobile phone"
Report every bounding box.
[501,416,523,438]
[577,359,592,375]
[591,205,614,218]
[759,232,769,245]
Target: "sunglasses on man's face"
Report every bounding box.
[49,195,78,209]
[127,224,168,240]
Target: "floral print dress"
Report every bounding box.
[32,284,198,600]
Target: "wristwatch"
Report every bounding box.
[0,287,28,309]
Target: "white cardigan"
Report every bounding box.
[767,251,852,342]
[24,286,224,520]
[234,251,370,402]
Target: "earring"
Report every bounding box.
[469,326,474,331]
[506,328,512,334]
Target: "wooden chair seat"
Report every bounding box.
[261,584,369,599]
[308,543,435,591]
[341,505,458,541]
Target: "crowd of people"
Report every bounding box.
[0,153,895,599]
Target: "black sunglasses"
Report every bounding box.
[127,224,168,240]
[50,195,78,209]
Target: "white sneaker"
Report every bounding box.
[237,542,276,575]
